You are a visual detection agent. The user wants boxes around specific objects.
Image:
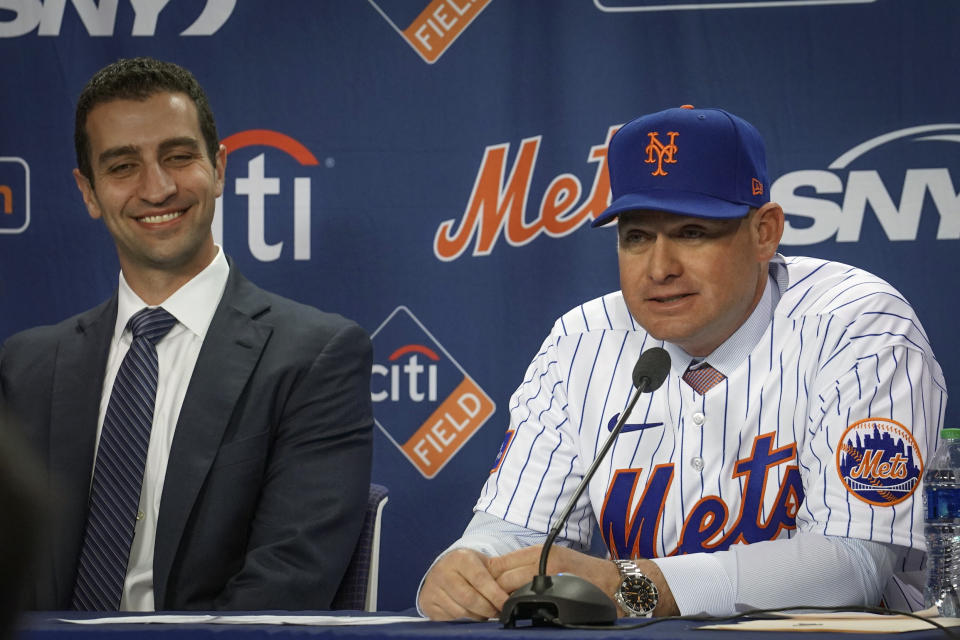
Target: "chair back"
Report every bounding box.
[331,483,389,611]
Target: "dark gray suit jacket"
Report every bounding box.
[0,263,373,610]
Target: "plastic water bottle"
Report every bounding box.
[924,428,960,616]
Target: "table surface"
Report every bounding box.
[14,611,956,640]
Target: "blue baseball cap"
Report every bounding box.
[592,105,770,227]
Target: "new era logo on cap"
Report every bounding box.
[593,105,770,226]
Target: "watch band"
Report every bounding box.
[613,559,658,617]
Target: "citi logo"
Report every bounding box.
[218,129,320,262]
[372,344,440,403]
[773,124,960,244]
[368,0,491,64]
[644,131,678,177]
[0,157,30,234]
[0,0,236,37]
[371,306,495,478]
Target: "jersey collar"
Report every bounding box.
[662,254,787,378]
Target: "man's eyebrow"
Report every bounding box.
[157,137,202,154]
[96,137,202,168]
[97,145,139,166]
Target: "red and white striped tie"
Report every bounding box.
[682,362,726,395]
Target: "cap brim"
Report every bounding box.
[591,191,752,227]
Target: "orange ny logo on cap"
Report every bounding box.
[645,131,678,177]
[752,178,764,196]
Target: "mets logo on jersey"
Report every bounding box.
[644,131,678,176]
[600,433,804,559]
[370,306,496,478]
[836,418,922,506]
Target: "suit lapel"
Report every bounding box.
[48,297,116,605]
[152,268,272,607]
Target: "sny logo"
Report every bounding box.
[644,131,678,177]
[371,306,495,478]
[0,0,236,37]
[774,124,960,244]
[0,157,30,234]
[219,130,320,262]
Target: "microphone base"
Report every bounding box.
[499,574,618,627]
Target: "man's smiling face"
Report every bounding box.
[73,91,224,282]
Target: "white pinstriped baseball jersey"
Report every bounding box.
[477,255,946,594]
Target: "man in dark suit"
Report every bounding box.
[0,57,374,611]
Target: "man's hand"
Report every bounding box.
[487,545,621,600]
[489,546,679,617]
[419,545,680,620]
[419,549,512,621]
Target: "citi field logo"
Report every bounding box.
[836,418,922,507]
[0,0,235,37]
[368,0,491,64]
[773,124,960,245]
[645,131,678,176]
[218,129,321,262]
[371,306,495,478]
[0,157,30,234]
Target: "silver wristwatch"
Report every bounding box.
[613,559,658,617]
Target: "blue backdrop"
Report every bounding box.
[1,0,957,612]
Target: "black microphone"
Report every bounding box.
[500,346,671,628]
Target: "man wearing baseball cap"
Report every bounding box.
[418,106,946,619]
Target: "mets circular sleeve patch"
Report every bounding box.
[836,418,923,506]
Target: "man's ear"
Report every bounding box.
[213,143,227,198]
[753,202,784,261]
[72,169,101,220]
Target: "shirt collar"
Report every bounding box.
[113,246,230,343]
[662,254,787,378]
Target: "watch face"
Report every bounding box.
[618,574,659,616]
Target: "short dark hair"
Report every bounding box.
[74,57,220,184]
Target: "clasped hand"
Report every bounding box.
[418,545,621,621]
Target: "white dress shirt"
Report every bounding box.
[93,247,229,611]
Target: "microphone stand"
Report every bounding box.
[500,373,657,627]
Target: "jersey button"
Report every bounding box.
[691,456,704,471]
[692,412,705,426]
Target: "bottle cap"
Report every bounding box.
[941,428,960,439]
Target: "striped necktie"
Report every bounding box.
[682,362,726,395]
[71,307,177,611]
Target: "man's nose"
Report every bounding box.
[646,237,682,282]
[138,162,176,204]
